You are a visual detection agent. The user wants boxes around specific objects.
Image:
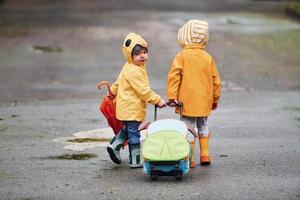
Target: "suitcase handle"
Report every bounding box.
[154,101,183,121]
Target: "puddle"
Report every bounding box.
[54,128,147,151]
[54,128,114,151]
[32,45,63,53]
[66,138,111,143]
[43,153,97,160]
[220,154,229,157]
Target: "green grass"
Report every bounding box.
[0,14,31,38]
[285,2,300,21]
[256,31,300,55]
[291,2,300,12]
[66,138,111,143]
[237,30,300,76]
[0,169,7,178]
[43,153,97,160]
[33,45,63,53]
[0,125,8,132]
[283,106,300,112]
[0,27,28,38]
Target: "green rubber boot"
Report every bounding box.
[129,144,143,168]
[107,130,127,164]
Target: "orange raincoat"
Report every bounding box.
[167,20,221,117]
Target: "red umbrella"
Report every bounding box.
[97,80,124,135]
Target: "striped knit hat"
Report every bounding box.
[177,19,209,48]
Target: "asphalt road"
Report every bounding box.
[0,91,299,200]
[0,1,300,199]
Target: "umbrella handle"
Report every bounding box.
[97,80,112,95]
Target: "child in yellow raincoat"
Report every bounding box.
[107,32,166,168]
[167,20,221,167]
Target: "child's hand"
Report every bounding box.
[138,121,151,131]
[107,93,115,100]
[212,103,218,110]
[167,99,179,107]
[157,99,167,108]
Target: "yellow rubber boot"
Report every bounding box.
[199,134,211,165]
[189,140,196,168]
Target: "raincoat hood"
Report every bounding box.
[177,19,209,48]
[122,32,148,63]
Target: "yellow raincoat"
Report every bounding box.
[110,33,161,121]
[167,20,221,117]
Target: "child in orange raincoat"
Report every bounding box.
[107,32,166,168]
[167,20,221,167]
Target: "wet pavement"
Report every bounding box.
[0,91,299,199]
[0,1,300,199]
[1,10,300,104]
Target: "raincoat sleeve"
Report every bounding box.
[110,75,120,96]
[167,53,183,100]
[212,59,221,104]
[128,69,161,105]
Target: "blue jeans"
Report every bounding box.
[122,121,142,145]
